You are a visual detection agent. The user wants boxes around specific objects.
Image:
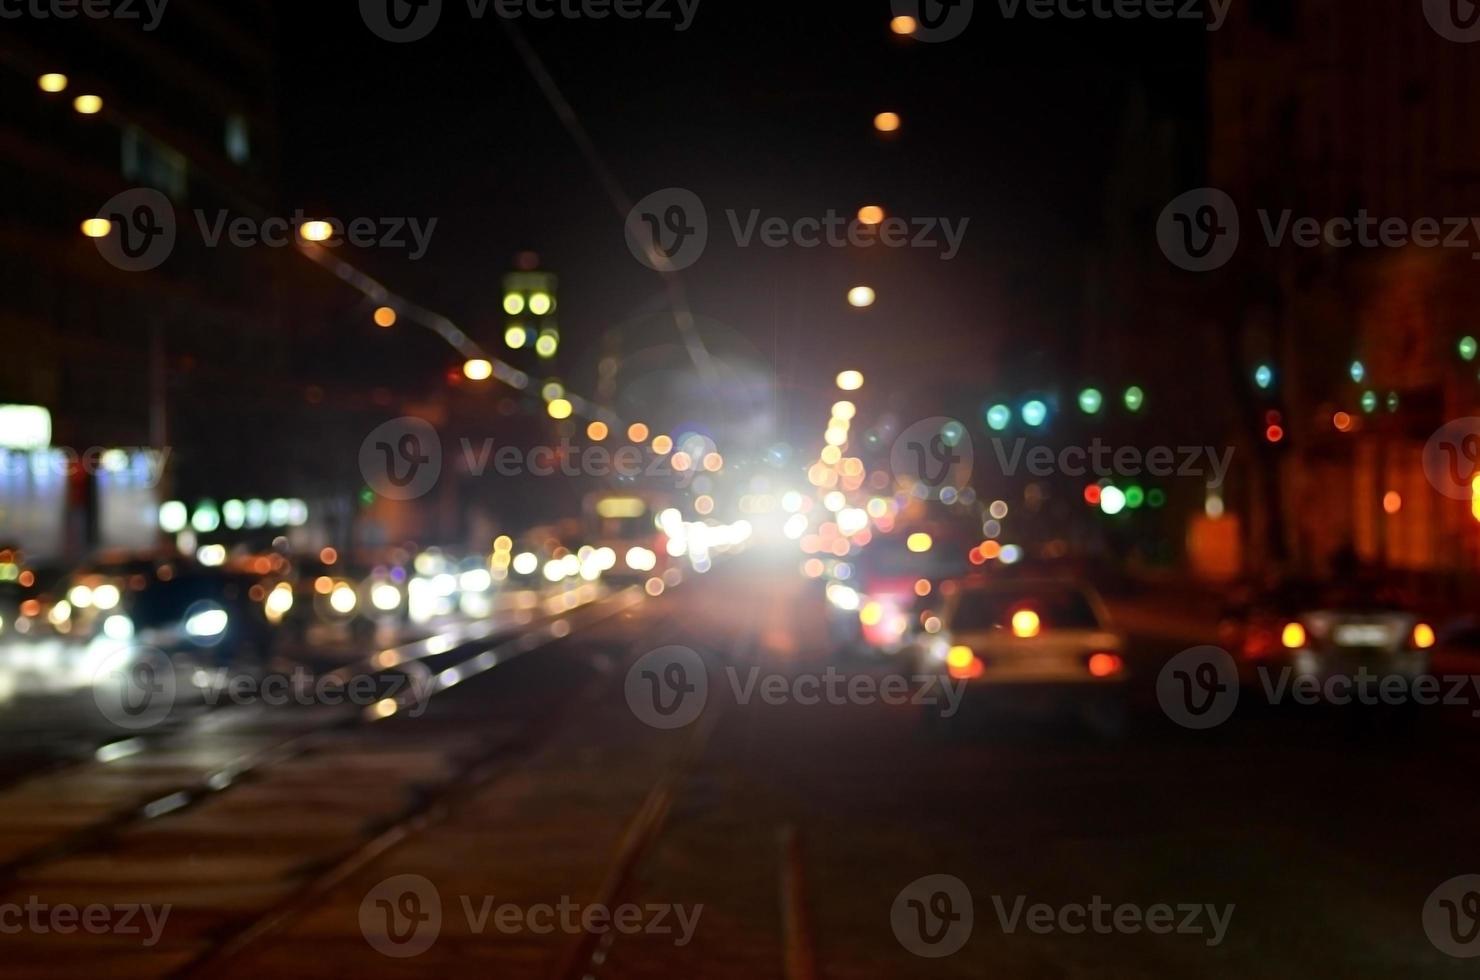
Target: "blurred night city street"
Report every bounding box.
[5,1,1480,976]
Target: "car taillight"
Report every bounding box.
[1087,652,1123,678]
[1412,622,1436,649]
[947,646,984,680]
[1281,622,1307,649]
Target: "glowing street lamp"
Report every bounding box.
[72,94,103,115]
[857,205,885,226]
[38,73,68,93]
[847,285,876,308]
[299,220,334,243]
[836,370,864,391]
[890,15,918,35]
[874,112,901,133]
[547,398,573,420]
[463,358,493,382]
[373,306,397,328]
[80,218,112,239]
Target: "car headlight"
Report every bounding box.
[371,583,403,612]
[329,583,358,615]
[185,606,229,638]
[264,583,294,619]
[102,614,134,641]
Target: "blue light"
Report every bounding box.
[1349,360,1365,383]
[1254,364,1273,390]
[985,404,1011,431]
[1021,400,1048,427]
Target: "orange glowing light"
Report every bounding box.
[857,205,885,226]
[319,547,338,564]
[627,423,649,443]
[1088,653,1123,678]
[874,112,902,133]
[946,645,975,670]
[1332,411,1352,432]
[1382,491,1402,515]
[587,421,609,441]
[890,15,917,35]
[1413,623,1436,649]
[373,306,397,328]
[1011,609,1040,638]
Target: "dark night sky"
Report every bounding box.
[274,2,1206,441]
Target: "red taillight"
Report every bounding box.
[1087,652,1123,678]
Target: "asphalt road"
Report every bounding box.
[0,557,1476,977]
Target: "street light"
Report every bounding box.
[847,286,876,308]
[373,306,397,328]
[72,94,103,115]
[80,218,111,239]
[299,220,334,243]
[857,205,885,226]
[504,325,528,348]
[38,73,68,93]
[836,370,864,391]
[890,15,918,35]
[547,398,573,420]
[874,112,901,133]
[463,358,493,381]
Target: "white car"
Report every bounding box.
[912,578,1130,735]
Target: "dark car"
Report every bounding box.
[1218,579,1434,691]
[126,571,279,669]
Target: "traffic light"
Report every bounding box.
[502,269,558,358]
